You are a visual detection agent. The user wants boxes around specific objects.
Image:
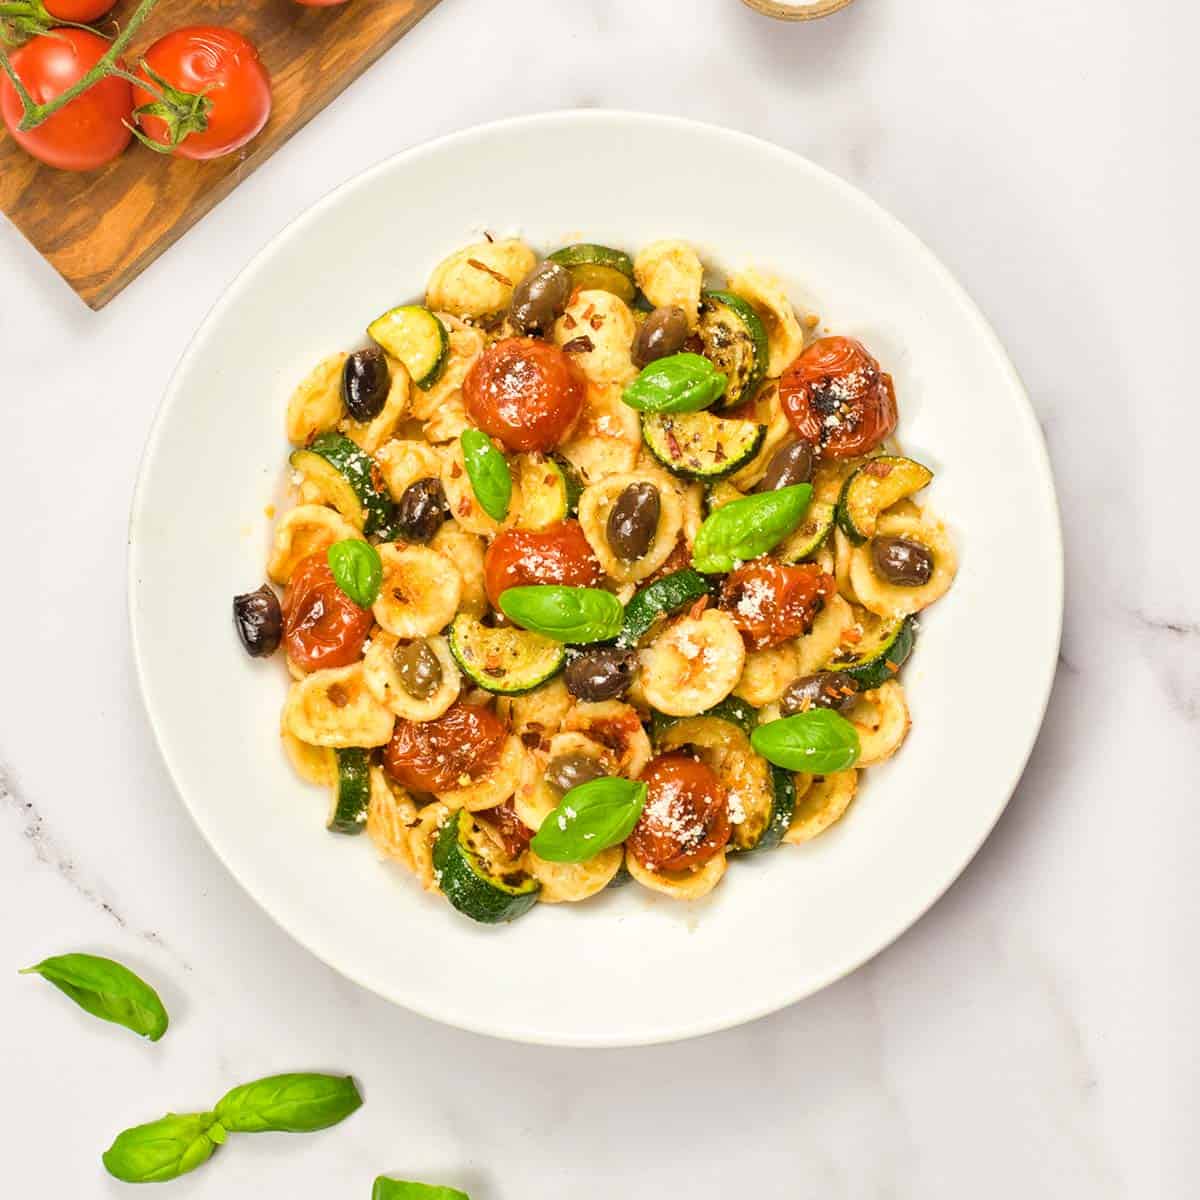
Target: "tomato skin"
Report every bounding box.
[779,336,898,459]
[628,754,730,872]
[483,521,603,609]
[133,27,271,161]
[0,31,132,172]
[719,561,835,651]
[282,552,373,672]
[484,799,534,859]
[463,338,585,452]
[45,0,115,19]
[384,703,507,793]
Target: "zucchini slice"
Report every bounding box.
[651,694,759,742]
[618,567,710,648]
[289,432,395,536]
[756,766,797,855]
[704,479,743,515]
[641,411,765,481]
[367,305,449,390]
[835,456,934,544]
[517,454,582,530]
[697,290,769,411]
[778,500,836,562]
[328,748,370,834]
[827,613,916,689]
[433,809,540,924]
[448,613,566,695]
[548,243,636,302]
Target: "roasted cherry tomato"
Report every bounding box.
[463,337,585,453]
[628,753,730,872]
[0,30,132,171]
[779,336,898,459]
[133,27,271,160]
[282,552,373,672]
[384,703,506,793]
[483,521,602,609]
[719,561,835,651]
[484,799,534,859]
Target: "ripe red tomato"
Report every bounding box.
[483,521,603,609]
[0,30,132,171]
[282,552,373,672]
[44,0,115,18]
[628,754,730,872]
[779,336,898,459]
[133,27,271,160]
[719,561,835,651]
[464,338,585,453]
[384,703,507,793]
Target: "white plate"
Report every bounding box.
[130,112,1062,1047]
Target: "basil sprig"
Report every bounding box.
[499,585,624,643]
[691,484,813,573]
[374,1180,471,1200]
[103,1112,224,1184]
[751,709,861,773]
[622,352,727,413]
[328,539,382,607]
[460,428,512,521]
[531,777,647,863]
[20,952,169,1041]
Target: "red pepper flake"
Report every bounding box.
[841,628,862,644]
[714,442,727,463]
[457,496,473,517]
[865,460,893,478]
[484,665,506,678]
[563,312,578,330]
[688,595,709,619]
[665,426,683,460]
[544,473,556,485]
[520,730,543,748]
[562,335,595,354]
[885,659,900,674]
[450,462,463,479]
[588,314,604,330]
[467,258,512,286]
[581,303,595,322]
[327,684,349,708]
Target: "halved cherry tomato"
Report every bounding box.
[282,552,373,672]
[464,338,585,453]
[628,753,730,872]
[384,703,507,793]
[779,336,897,459]
[719,560,835,651]
[0,30,132,171]
[483,520,602,609]
[484,799,534,859]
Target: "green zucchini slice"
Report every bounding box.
[618,568,710,647]
[547,243,636,302]
[289,432,395,536]
[328,748,370,834]
[433,809,540,924]
[697,290,769,410]
[517,454,582,530]
[756,767,797,855]
[836,456,934,544]
[641,411,765,481]
[651,695,759,742]
[778,500,836,562]
[827,613,916,690]
[367,305,449,390]
[448,613,566,694]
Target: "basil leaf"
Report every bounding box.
[531,777,647,863]
[373,1180,471,1200]
[213,1073,363,1133]
[327,539,382,608]
[751,709,861,773]
[102,1112,222,1183]
[691,484,813,573]
[622,352,727,413]
[460,428,512,521]
[20,952,169,1041]
[499,585,624,643]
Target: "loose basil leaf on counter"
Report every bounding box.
[751,708,861,773]
[327,539,383,608]
[20,952,169,1041]
[499,585,624,643]
[102,1112,224,1184]
[213,1072,363,1133]
[460,428,512,521]
[373,1180,471,1200]
[691,484,813,574]
[621,352,727,414]
[531,777,647,863]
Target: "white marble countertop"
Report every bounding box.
[1,0,1195,1195]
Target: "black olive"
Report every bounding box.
[394,478,449,543]
[233,584,282,658]
[607,482,660,561]
[342,347,390,422]
[632,305,689,367]
[564,646,637,702]
[393,639,443,700]
[870,536,934,587]
[510,261,573,335]
[779,671,859,715]
[756,440,815,492]
[545,751,607,796]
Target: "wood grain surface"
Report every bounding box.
[0,0,442,309]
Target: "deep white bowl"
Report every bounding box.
[129,111,1062,1047]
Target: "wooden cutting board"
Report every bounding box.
[0,0,442,309]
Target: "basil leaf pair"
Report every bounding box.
[328,539,383,607]
[751,708,861,773]
[499,585,624,643]
[531,777,647,863]
[622,352,727,413]
[20,953,169,1041]
[691,484,813,573]
[374,1180,470,1200]
[461,428,512,521]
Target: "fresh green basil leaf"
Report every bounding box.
[373,1180,471,1200]
[499,585,624,643]
[531,777,647,863]
[691,484,813,573]
[750,709,861,773]
[102,1112,221,1183]
[327,539,382,608]
[213,1073,363,1134]
[460,428,512,521]
[621,352,727,413]
[20,952,169,1041]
